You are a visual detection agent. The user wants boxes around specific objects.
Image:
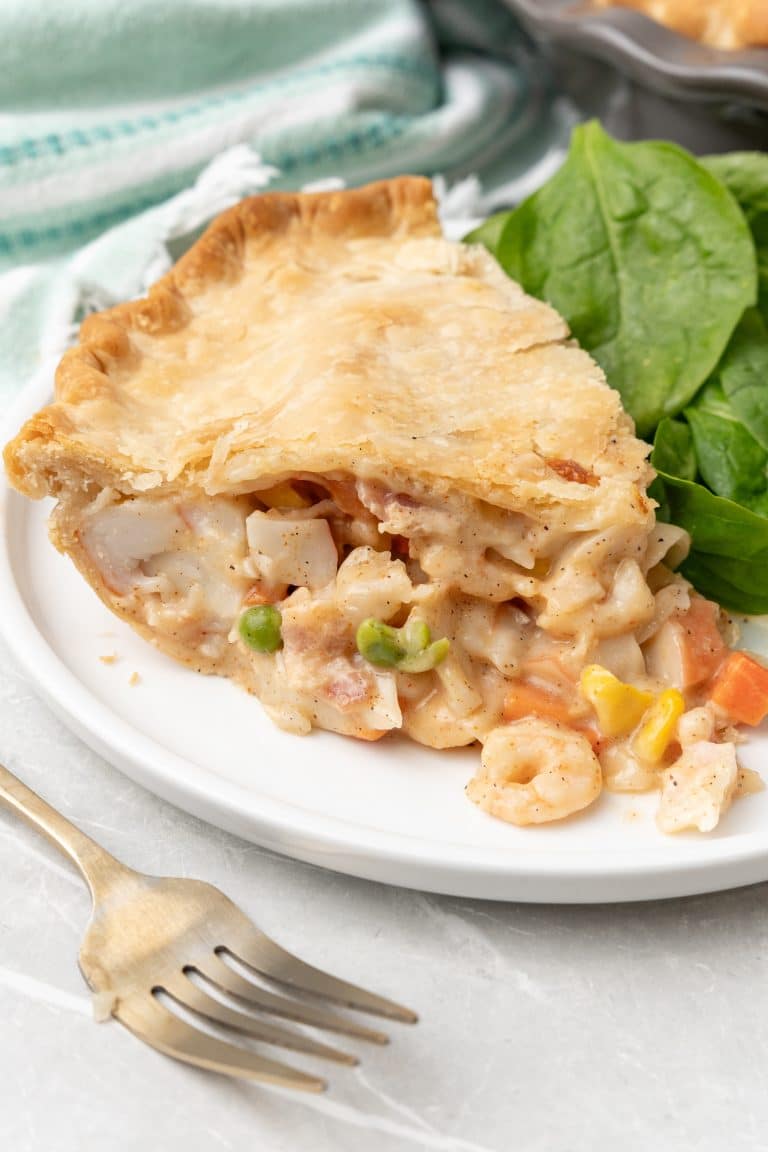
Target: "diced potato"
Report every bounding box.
[246,511,337,590]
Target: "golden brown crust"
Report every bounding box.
[4,177,439,497]
[3,174,650,522]
[61,177,437,394]
[594,0,768,50]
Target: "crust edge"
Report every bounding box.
[4,176,439,498]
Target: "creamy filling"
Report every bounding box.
[75,471,742,829]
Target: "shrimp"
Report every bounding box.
[676,705,715,748]
[656,740,738,833]
[467,718,602,825]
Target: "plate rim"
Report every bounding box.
[4,372,768,902]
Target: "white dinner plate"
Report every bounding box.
[4,366,768,906]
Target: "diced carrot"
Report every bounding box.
[503,681,599,748]
[709,651,768,726]
[678,596,726,687]
[351,728,389,742]
[504,681,571,725]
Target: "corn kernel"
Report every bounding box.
[257,481,311,510]
[633,689,685,763]
[579,665,654,738]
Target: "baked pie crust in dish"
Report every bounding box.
[4,178,758,833]
[592,0,768,51]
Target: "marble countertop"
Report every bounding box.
[2,630,768,1152]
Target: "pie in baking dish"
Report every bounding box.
[593,0,768,50]
[4,178,754,831]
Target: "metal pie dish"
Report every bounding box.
[503,0,768,152]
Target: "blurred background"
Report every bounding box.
[2,0,766,264]
[0,0,766,402]
[0,0,570,267]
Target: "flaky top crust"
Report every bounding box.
[4,176,651,515]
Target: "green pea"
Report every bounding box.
[398,636,450,673]
[400,616,431,655]
[355,619,405,667]
[355,616,450,672]
[239,604,283,653]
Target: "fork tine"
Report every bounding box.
[196,953,389,1044]
[222,938,418,1023]
[115,995,326,1092]
[161,973,357,1065]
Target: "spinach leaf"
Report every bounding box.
[465,210,507,253]
[650,414,697,481]
[704,152,768,225]
[472,121,757,437]
[685,380,768,514]
[709,306,768,454]
[691,155,768,502]
[652,419,768,614]
[680,553,768,618]
[704,152,768,320]
[467,128,768,614]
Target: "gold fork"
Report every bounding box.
[0,762,416,1092]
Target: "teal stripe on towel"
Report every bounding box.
[0,52,438,168]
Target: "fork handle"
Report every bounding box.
[0,761,130,901]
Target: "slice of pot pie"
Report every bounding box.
[593,0,768,51]
[4,178,752,831]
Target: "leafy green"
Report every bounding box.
[707,306,768,453]
[467,126,768,613]
[685,381,768,514]
[652,420,768,615]
[466,210,507,254]
[686,158,768,522]
[704,152,768,225]
[681,554,768,617]
[650,414,697,481]
[704,152,768,320]
[468,121,757,437]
